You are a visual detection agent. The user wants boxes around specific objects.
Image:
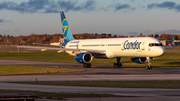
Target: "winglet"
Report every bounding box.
[60,11,74,42]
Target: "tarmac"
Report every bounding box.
[0,59,180,101]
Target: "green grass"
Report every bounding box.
[13,80,180,89]
[0,89,124,98]
[0,47,179,67]
[0,65,84,75]
[0,50,77,63]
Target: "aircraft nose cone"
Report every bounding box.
[157,47,165,56]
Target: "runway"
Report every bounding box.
[0,59,180,101]
[0,83,180,97]
[1,74,180,82]
[0,59,180,82]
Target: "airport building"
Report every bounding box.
[159,39,180,46]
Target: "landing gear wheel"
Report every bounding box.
[113,63,117,68]
[117,63,122,68]
[83,63,92,68]
[113,58,122,68]
[149,66,152,70]
[146,65,152,70]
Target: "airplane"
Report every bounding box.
[17,11,174,70]
[4,34,11,45]
[5,34,64,51]
[32,35,63,47]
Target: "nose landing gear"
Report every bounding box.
[146,57,152,70]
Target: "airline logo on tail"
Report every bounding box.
[60,11,74,42]
[62,19,69,39]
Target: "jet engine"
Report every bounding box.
[75,52,93,64]
[131,57,147,64]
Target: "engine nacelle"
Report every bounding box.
[75,52,93,64]
[131,57,147,64]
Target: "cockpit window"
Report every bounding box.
[149,43,163,47]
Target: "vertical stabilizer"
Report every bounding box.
[60,11,74,42]
[172,36,175,47]
[4,34,11,45]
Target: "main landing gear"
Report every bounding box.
[83,63,92,68]
[113,57,122,68]
[146,57,152,70]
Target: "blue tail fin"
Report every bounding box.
[4,34,11,45]
[60,11,74,42]
[172,36,175,47]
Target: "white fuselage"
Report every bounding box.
[65,37,165,58]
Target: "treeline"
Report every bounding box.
[0,33,179,45]
[0,34,63,45]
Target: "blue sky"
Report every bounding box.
[0,0,180,36]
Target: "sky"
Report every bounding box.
[0,0,180,36]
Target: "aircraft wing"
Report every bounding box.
[32,43,63,47]
[17,46,106,54]
[165,46,173,49]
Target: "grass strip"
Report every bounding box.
[13,80,180,89]
[0,49,179,67]
[0,89,125,98]
[0,65,84,75]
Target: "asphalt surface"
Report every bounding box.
[0,59,180,101]
[1,82,180,97]
[1,59,180,75]
[1,74,180,82]
[35,97,180,101]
